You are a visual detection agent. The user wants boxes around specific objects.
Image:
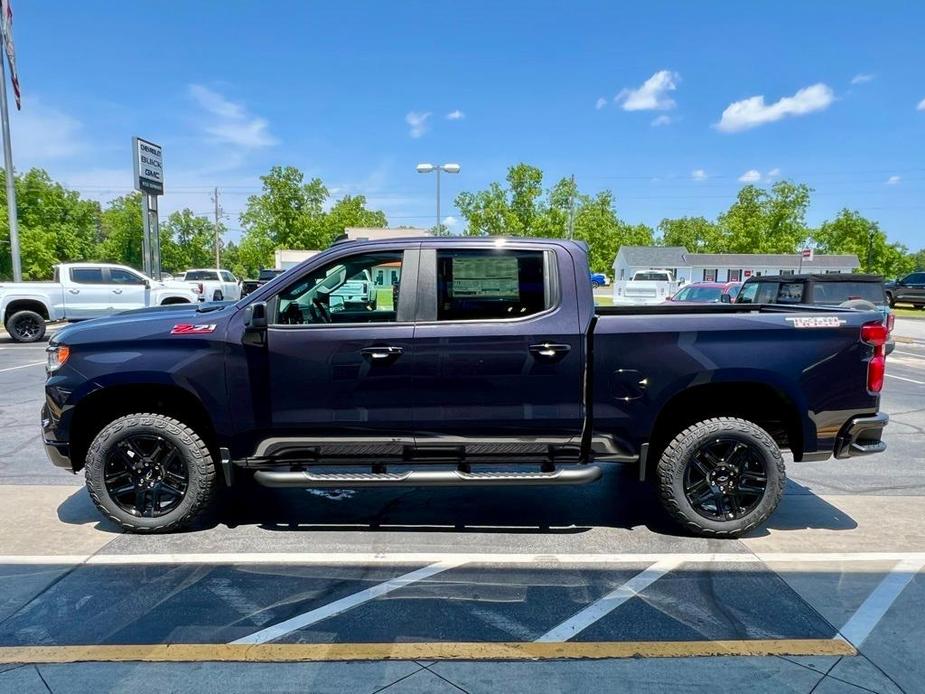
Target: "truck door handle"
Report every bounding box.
[68,289,80,295]
[112,289,123,294]
[361,346,403,362]
[529,343,571,360]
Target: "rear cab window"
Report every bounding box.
[812,282,886,305]
[436,249,553,321]
[184,270,220,281]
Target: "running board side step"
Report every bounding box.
[253,466,603,488]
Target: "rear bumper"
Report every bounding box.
[834,413,888,459]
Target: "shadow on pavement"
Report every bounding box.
[53,466,858,539]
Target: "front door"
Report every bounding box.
[106,267,149,311]
[64,266,113,319]
[254,247,417,461]
[900,272,925,304]
[411,244,584,460]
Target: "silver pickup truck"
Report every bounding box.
[0,263,198,342]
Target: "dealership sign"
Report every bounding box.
[132,137,164,195]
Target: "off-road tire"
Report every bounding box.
[6,310,46,343]
[656,417,785,538]
[85,413,216,533]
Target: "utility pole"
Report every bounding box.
[567,174,576,240]
[212,186,221,268]
[0,36,19,281]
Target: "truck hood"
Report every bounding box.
[51,302,236,345]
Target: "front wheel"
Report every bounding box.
[591,280,602,289]
[656,417,785,538]
[885,292,895,308]
[85,413,217,533]
[6,310,46,343]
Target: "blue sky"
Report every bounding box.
[9,1,925,248]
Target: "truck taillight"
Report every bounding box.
[886,312,895,333]
[195,283,204,294]
[861,320,887,393]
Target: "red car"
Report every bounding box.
[669,281,742,303]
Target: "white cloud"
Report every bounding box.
[595,97,607,110]
[886,175,901,185]
[188,84,276,149]
[739,169,762,183]
[767,167,781,177]
[616,70,680,111]
[446,109,465,120]
[10,98,86,162]
[442,215,458,227]
[691,169,707,181]
[651,115,672,127]
[851,73,875,85]
[716,83,835,133]
[917,98,925,111]
[405,111,431,138]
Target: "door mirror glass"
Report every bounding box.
[720,293,732,303]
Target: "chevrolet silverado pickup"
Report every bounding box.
[41,238,889,537]
[1,263,198,343]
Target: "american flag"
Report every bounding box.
[0,0,19,110]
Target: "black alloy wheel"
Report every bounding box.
[104,434,189,517]
[683,437,768,521]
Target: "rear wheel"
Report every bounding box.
[656,417,785,538]
[591,280,602,289]
[5,310,46,343]
[85,413,216,533]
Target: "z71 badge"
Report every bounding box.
[170,324,217,335]
[786,316,847,328]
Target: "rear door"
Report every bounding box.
[106,267,149,311]
[410,243,584,460]
[63,267,111,319]
[900,272,925,304]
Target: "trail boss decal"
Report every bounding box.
[170,324,217,335]
[786,316,847,328]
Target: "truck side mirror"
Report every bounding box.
[720,293,732,303]
[245,301,268,329]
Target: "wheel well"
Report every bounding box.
[4,299,49,324]
[647,382,803,474]
[68,384,216,471]
[160,297,191,305]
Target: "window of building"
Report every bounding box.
[274,251,403,325]
[436,249,550,321]
[703,268,717,282]
[70,267,104,284]
[825,270,841,274]
[727,269,741,281]
[780,269,795,277]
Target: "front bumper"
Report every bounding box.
[834,413,889,459]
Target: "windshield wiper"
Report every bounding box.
[195,303,228,314]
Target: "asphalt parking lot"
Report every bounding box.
[0,323,923,693]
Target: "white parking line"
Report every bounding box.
[838,556,925,647]
[0,361,44,373]
[894,350,925,359]
[229,559,466,645]
[885,373,925,385]
[536,558,682,642]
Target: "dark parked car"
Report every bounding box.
[884,272,925,309]
[240,268,285,297]
[669,281,742,303]
[42,238,888,538]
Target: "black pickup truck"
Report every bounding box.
[42,238,888,537]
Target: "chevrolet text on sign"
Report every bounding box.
[132,136,164,195]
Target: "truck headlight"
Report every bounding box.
[46,344,70,373]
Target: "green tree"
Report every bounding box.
[815,209,914,278]
[573,191,653,272]
[0,168,102,279]
[658,216,723,252]
[160,209,221,272]
[718,181,812,254]
[98,193,144,270]
[237,165,388,276]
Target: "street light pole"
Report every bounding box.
[417,162,460,234]
[0,46,19,281]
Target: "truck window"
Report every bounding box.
[70,268,104,284]
[436,249,550,321]
[109,268,146,284]
[184,270,220,281]
[220,271,237,283]
[777,282,805,304]
[812,281,886,305]
[273,251,403,325]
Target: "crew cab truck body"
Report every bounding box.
[179,268,242,303]
[41,238,888,536]
[1,263,198,343]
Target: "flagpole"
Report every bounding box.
[0,35,19,282]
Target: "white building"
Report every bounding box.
[613,246,860,284]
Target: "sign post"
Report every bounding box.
[132,137,164,279]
